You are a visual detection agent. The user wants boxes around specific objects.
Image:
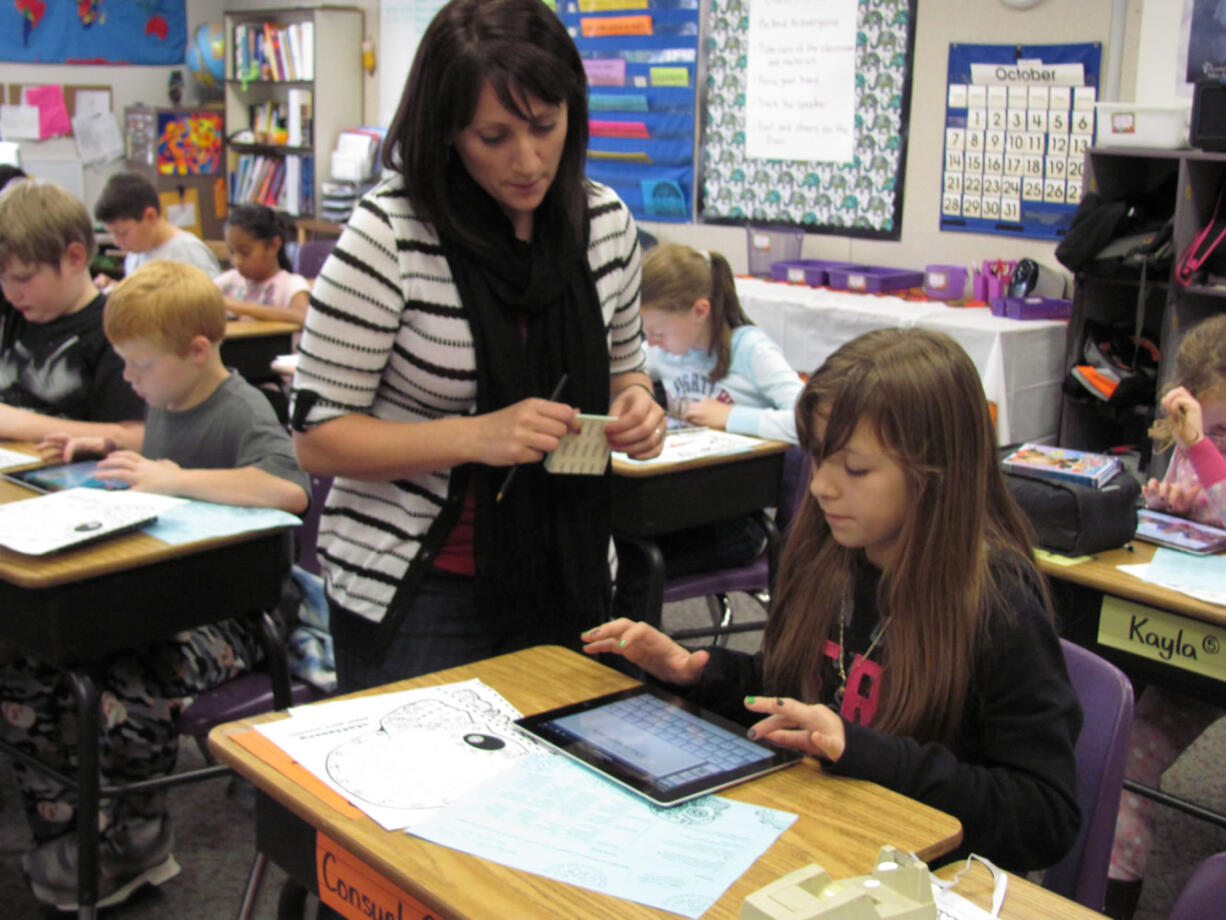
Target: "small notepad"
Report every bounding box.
[544,414,614,475]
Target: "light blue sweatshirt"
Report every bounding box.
[646,325,802,444]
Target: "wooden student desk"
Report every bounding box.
[222,319,300,384]
[0,473,293,919]
[211,644,961,919]
[1039,541,1226,707]
[1040,540,1226,827]
[209,645,1098,920]
[611,438,790,628]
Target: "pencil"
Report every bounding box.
[496,373,569,503]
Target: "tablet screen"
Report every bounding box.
[1135,508,1226,555]
[515,685,800,806]
[3,460,128,494]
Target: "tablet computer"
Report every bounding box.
[1135,508,1226,556]
[515,684,801,807]
[3,460,128,494]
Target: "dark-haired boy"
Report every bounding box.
[93,172,220,281]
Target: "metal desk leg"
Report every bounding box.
[614,534,666,630]
[67,670,100,920]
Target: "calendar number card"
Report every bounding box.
[940,43,1101,241]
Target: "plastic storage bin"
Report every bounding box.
[1095,103,1189,150]
[769,259,849,286]
[989,296,1072,320]
[746,226,804,277]
[826,264,924,293]
[924,265,969,300]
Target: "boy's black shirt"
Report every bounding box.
[0,294,144,423]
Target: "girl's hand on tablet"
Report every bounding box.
[580,619,709,686]
[743,696,847,762]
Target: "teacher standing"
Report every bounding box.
[290,0,665,692]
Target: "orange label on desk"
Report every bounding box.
[1098,595,1226,682]
[230,729,364,819]
[317,832,441,920]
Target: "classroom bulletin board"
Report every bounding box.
[560,0,699,223]
[939,43,1101,241]
[698,0,917,239]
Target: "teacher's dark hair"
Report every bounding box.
[382,0,591,249]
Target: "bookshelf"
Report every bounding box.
[1061,147,1226,479]
[223,5,364,218]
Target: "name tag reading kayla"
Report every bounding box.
[1098,595,1226,682]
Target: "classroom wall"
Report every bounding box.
[0,0,378,211]
[637,0,1124,278]
[0,0,228,210]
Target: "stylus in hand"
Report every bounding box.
[496,373,569,503]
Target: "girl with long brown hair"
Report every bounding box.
[584,327,1082,871]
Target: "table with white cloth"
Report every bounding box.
[735,277,1068,445]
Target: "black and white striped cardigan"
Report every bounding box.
[290,176,644,627]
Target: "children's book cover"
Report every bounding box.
[1002,442,1121,488]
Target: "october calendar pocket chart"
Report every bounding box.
[940,43,1102,242]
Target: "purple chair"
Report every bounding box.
[1040,640,1134,911]
[661,446,809,646]
[293,239,336,279]
[178,475,335,752]
[1169,851,1226,920]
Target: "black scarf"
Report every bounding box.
[440,164,612,648]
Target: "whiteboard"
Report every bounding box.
[379,0,449,128]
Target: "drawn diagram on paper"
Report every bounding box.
[255,679,543,830]
[325,690,536,810]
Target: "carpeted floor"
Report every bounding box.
[2,595,1224,918]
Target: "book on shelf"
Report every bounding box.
[1001,443,1122,489]
[231,153,312,215]
[286,88,312,147]
[234,21,312,82]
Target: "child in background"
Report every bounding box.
[612,242,802,621]
[93,172,220,282]
[585,328,1082,872]
[3,261,309,912]
[0,180,145,445]
[1105,313,1226,920]
[214,203,311,326]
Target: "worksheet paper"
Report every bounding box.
[1118,554,1226,607]
[411,751,797,919]
[0,488,184,555]
[256,679,542,831]
[613,427,763,467]
[140,500,301,545]
[0,446,38,471]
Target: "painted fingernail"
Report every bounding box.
[617,639,627,648]
[746,728,756,740]
[777,698,785,707]
[745,696,756,704]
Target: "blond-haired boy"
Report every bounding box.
[0,180,145,445]
[3,261,309,911]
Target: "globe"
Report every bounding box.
[186,22,226,99]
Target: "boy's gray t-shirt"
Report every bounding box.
[124,231,221,278]
[141,371,308,495]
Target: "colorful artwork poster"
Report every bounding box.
[1,1,186,65]
[156,111,223,176]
